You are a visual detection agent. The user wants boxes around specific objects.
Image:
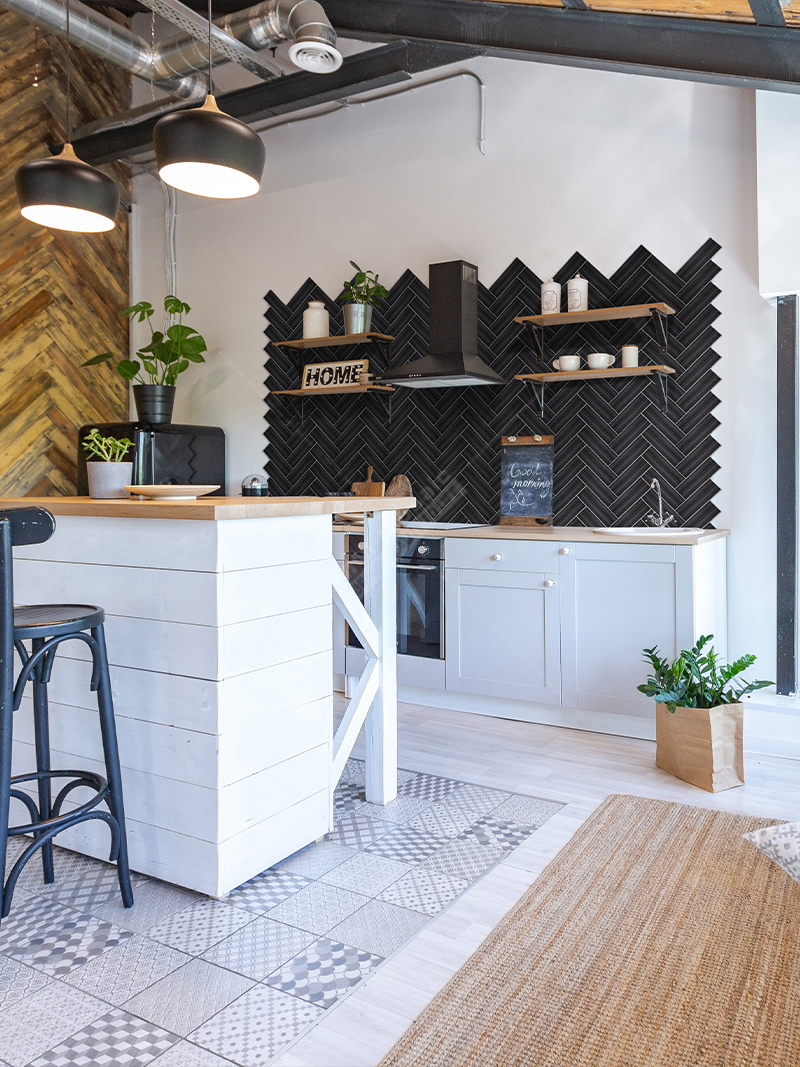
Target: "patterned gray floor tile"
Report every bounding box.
[458,817,538,851]
[319,852,411,895]
[274,841,356,879]
[339,759,417,789]
[13,844,101,891]
[377,868,470,916]
[202,917,314,980]
[325,813,391,849]
[189,984,323,1066]
[92,880,201,935]
[0,894,133,977]
[147,1041,233,1066]
[34,862,146,911]
[264,937,382,1008]
[491,794,565,825]
[421,838,505,881]
[0,956,50,1009]
[27,1007,179,1066]
[267,883,368,935]
[0,980,108,1067]
[146,899,253,955]
[326,900,428,958]
[332,782,363,819]
[227,870,312,915]
[364,825,449,864]
[446,782,513,812]
[355,795,431,825]
[62,934,191,1005]
[124,958,254,1037]
[396,772,462,803]
[407,802,482,839]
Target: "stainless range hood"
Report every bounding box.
[378,260,506,388]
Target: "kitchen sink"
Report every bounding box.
[592,526,704,536]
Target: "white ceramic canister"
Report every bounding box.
[541,278,561,314]
[621,345,639,368]
[567,274,589,312]
[303,301,329,339]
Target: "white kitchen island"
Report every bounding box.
[4,495,413,897]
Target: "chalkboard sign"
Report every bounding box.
[500,435,554,526]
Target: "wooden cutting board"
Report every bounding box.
[351,466,385,497]
[386,474,412,522]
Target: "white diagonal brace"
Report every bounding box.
[331,558,379,657]
[331,655,379,783]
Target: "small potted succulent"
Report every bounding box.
[82,428,135,499]
[638,635,771,793]
[83,295,207,424]
[339,262,389,335]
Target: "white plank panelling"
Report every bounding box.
[220,743,329,838]
[220,558,330,625]
[220,604,331,678]
[219,652,331,733]
[219,696,331,786]
[217,515,331,571]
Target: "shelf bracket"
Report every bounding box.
[652,372,669,414]
[524,378,545,418]
[375,391,393,426]
[525,323,545,364]
[650,309,669,357]
[368,337,393,370]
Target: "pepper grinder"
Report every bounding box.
[567,274,589,312]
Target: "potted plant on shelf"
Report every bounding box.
[82,428,135,499]
[339,262,390,335]
[638,635,771,793]
[82,295,207,425]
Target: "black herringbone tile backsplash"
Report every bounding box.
[264,241,721,527]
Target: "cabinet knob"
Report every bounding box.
[358,541,365,551]
[491,553,502,561]
[544,579,556,587]
[559,547,571,555]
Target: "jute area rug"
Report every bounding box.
[378,794,799,1067]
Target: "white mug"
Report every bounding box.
[552,355,581,372]
[621,345,639,368]
[587,352,615,370]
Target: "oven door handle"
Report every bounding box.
[397,563,438,571]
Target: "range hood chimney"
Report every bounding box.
[379,260,506,388]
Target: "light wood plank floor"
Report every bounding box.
[273,700,800,1067]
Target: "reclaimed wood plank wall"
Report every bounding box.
[0,10,131,496]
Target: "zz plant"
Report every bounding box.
[83,295,207,386]
[638,635,772,713]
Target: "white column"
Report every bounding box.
[363,508,398,804]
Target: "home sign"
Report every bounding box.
[302,359,368,390]
[500,434,554,526]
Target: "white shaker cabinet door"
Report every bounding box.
[560,543,692,720]
[445,568,561,703]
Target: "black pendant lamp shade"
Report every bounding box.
[154,94,265,199]
[16,143,119,233]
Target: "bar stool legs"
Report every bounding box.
[92,625,133,908]
[31,638,54,885]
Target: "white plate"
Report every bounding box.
[126,485,220,500]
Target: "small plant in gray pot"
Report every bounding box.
[339,262,389,335]
[83,428,135,499]
[82,295,207,424]
[638,635,771,793]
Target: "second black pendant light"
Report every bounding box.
[153,0,265,199]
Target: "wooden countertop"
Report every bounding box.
[0,496,416,521]
[333,522,730,546]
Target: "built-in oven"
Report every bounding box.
[345,535,444,659]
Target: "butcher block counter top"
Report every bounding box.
[334,522,729,546]
[0,495,415,521]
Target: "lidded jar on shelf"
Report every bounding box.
[241,473,269,497]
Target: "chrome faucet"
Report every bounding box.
[646,478,673,528]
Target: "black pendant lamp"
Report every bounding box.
[15,1,119,233]
[153,0,265,199]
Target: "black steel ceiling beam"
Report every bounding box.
[748,0,786,27]
[72,40,473,164]
[321,0,800,92]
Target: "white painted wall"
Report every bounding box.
[130,56,780,706]
[756,90,800,298]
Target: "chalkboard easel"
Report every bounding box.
[500,435,554,527]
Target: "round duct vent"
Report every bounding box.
[288,41,343,72]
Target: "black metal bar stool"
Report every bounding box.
[0,506,133,919]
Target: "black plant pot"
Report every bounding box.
[133,384,176,425]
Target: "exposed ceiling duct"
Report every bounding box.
[3,0,343,100]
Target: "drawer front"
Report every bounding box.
[444,537,561,573]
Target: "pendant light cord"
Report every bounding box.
[65,0,71,141]
[207,0,212,96]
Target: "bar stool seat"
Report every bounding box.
[14,605,105,637]
[0,508,133,920]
